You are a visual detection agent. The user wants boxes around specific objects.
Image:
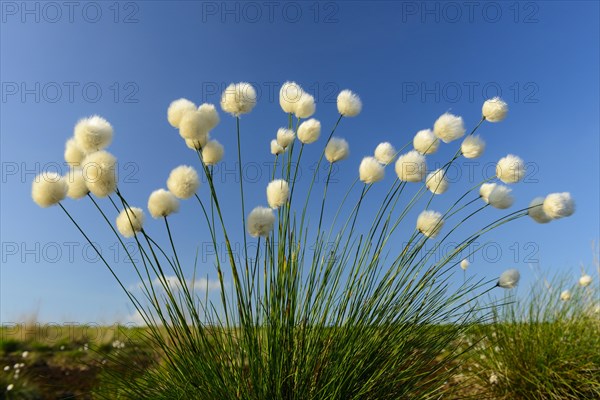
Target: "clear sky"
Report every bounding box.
[1,1,599,325]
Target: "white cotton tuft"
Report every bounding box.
[416,210,444,238]
[168,98,197,128]
[276,128,295,149]
[579,274,592,287]
[179,110,210,145]
[65,138,85,166]
[488,185,514,209]
[395,150,427,182]
[374,142,396,165]
[359,157,385,184]
[560,290,571,301]
[65,168,89,199]
[247,206,275,237]
[325,137,350,163]
[271,139,285,155]
[32,172,68,207]
[528,197,552,224]
[81,150,117,197]
[496,154,526,184]
[185,134,210,151]
[426,169,449,195]
[295,92,316,119]
[74,115,113,153]
[202,140,224,165]
[116,207,145,238]
[167,165,199,199]
[480,183,497,203]
[148,189,179,218]
[460,259,469,270]
[337,89,362,117]
[279,81,302,114]
[413,129,440,155]
[196,103,220,131]
[297,118,321,144]
[482,97,508,122]
[433,113,465,143]
[542,192,575,219]
[220,82,257,116]
[461,135,486,159]
[266,179,289,209]
[498,269,520,289]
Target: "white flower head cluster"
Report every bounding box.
[461,135,486,159]
[74,115,113,153]
[496,154,526,184]
[542,192,575,219]
[267,179,289,209]
[297,119,321,144]
[417,210,444,238]
[271,139,285,155]
[276,128,295,149]
[560,290,571,301]
[482,97,508,122]
[168,98,197,128]
[148,189,179,218]
[64,138,85,166]
[295,92,316,119]
[413,129,439,154]
[81,150,118,197]
[528,197,552,224]
[426,169,449,195]
[374,142,396,165]
[487,185,514,209]
[498,269,520,289]
[337,89,362,117]
[460,259,470,270]
[116,207,145,238]
[221,82,257,116]
[279,82,315,118]
[167,165,200,199]
[579,274,592,287]
[202,140,224,165]
[433,113,465,143]
[32,172,68,208]
[65,168,89,199]
[325,137,350,163]
[247,207,275,237]
[395,150,427,182]
[359,157,385,184]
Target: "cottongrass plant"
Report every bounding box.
[32,82,575,399]
[469,266,600,400]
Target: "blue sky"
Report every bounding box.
[1,1,598,324]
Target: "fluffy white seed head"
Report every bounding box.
[395,150,427,182]
[185,134,210,151]
[528,197,552,224]
[196,103,220,131]
[32,172,68,207]
[461,135,486,159]
[81,150,117,197]
[433,113,465,143]
[168,98,197,128]
[179,110,210,145]
[148,189,179,218]
[116,207,145,238]
[266,179,289,209]
[297,119,321,144]
[488,185,514,209]
[498,269,520,289]
[167,165,199,199]
[359,157,385,184]
[426,169,449,195]
[276,128,295,149]
[271,139,285,155]
[374,142,396,165]
[337,89,362,117]
[247,206,275,237]
[560,290,571,301]
[220,82,257,116]
[325,137,350,163]
[496,154,526,184]
[482,97,508,122]
[295,92,316,119]
[202,140,224,165]
[65,168,89,199]
[416,210,444,238]
[489,373,499,385]
[279,81,302,114]
[579,274,592,287]
[460,259,470,270]
[543,192,575,219]
[413,129,440,155]
[480,183,497,203]
[64,138,85,166]
[74,115,113,153]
